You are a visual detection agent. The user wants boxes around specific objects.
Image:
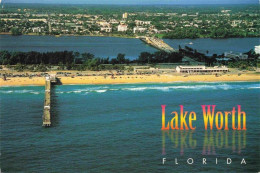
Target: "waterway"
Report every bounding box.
[0,35,259,59]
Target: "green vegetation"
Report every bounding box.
[10,27,22,36]
[0,48,258,72]
[0,50,184,71]
[163,23,257,39]
[228,61,257,71]
[1,4,258,15]
[227,49,259,70]
[0,4,259,38]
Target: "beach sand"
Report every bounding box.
[1,74,259,86]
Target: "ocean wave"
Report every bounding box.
[15,89,35,93]
[57,83,256,94]
[56,91,64,94]
[96,90,107,93]
[248,86,260,89]
[122,85,217,91]
[118,83,260,92]
[73,90,82,93]
[0,90,14,94]
[31,92,40,95]
[0,89,42,95]
[124,87,148,91]
[56,88,108,94]
[109,89,119,91]
[2,83,258,95]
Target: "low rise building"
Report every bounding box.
[224,52,248,60]
[134,66,175,74]
[97,21,110,27]
[117,24,128,32]
[176,66,229,74]
[133,27,147,33]
[100,27,112,32]
[135,20,151,25]
[32,27,42,33]
[1,18,21,21]
[28,18,47,23]
[122,12,128,19]
[221,10,231,13]
[109,19,119,24]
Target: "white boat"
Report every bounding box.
[255,45,260,54]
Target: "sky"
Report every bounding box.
[2,0,259,4]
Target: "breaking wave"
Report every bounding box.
[96,90,107,93]
[0,89,42,95]
[1,83,259,95]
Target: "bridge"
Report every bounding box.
[140,37,176,53]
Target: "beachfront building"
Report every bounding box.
[134,66,175,74]
[117,24,128,32]
[176,66,229,74]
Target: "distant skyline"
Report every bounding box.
[2,0,259,4]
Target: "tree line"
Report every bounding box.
[1,48,257,71]
[163,26,259,39]
[0,50,184,66]
[0,50,184,71]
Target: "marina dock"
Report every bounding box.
[42,75,57,127]
[140,37,176,53]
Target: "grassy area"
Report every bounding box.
[155,34,165,39]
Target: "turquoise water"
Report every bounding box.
[1,82,260,172]
[0,35,259,59]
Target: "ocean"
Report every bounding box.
[1,82,259,172]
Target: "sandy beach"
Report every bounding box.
[1,74,259,86]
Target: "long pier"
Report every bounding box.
[42,75,57,127]
[140,37,176,53]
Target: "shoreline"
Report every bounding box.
[0,32,137,39]
[1,74,259,87]
[1,80,259,88]
[1,33,259,40]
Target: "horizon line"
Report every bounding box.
[3,2,259,5]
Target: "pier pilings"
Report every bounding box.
[42,75,56,127]
[43,78,51,126]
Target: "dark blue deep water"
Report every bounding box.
[0,35,259,59]
[1,82,260,172]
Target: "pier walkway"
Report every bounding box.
[140,37,176,53]
[42,75,57,127]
